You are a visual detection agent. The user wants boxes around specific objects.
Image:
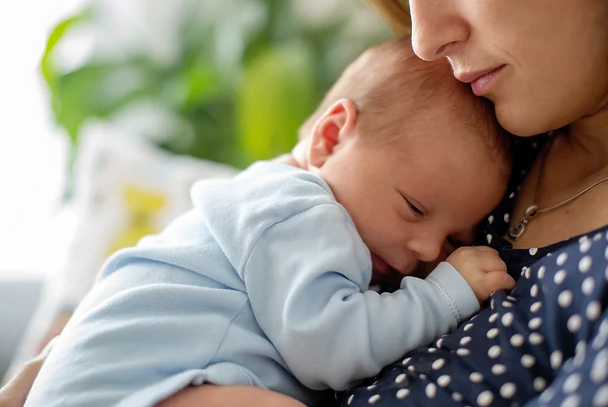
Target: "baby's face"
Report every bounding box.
[317,115,508,283]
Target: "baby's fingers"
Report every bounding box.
[482,271,516,295]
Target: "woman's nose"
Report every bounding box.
[408,0,469,61]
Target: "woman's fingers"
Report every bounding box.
[0,337,57,407]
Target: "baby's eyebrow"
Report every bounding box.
[394,187,428,215]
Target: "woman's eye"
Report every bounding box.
[407,200,424,216]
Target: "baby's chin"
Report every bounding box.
[371,260,438,285]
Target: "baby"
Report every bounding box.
[25,37,515,407]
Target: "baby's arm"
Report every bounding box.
[243,204,487,391]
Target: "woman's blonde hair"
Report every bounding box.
[365,0,412,34]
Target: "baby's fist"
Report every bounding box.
[446,246,515,304]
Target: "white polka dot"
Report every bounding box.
[502,313,514,327]
[551,350,563,369]
[490,313,499,323]
[580,239,592,253]
[348,394,354,405]
[507,295,516,301]
[503,300,514,308]
[402,357,412,365]
[568,315,583,333]
[587,301,603,321]
[436,338,444,348]
[563,373,582,393]
[509,192,515,199]
[477,390,494,407]
[595,233,602,241]
[530,333,544,345]
[583,277,595,295]
[591,350,608,383]
[457,348,471,356]
[534,377,547,392]
[492,364,507,375]
[555,270,567,284]
[561,394,581,407]
[510,334,525,347]
[407,365,416,372]
[574,341,586,367]
[425,383,437,399]
[396,389,410,399]
[487,234,493,244]
[437,375,451,387]
[531,301,543,313]
[579,256,593,273]
[487,328,499,339]
[557,252,569,266]
[488,215,494,224]
[460,336,472,346]
[395,373,407,384]
[452,392,463,402]
[470,372,484,383]
[368,395,381,404]
[538,265,546,279]
[521,267,528,277]
[432,359,445,371]
[593,329,608,350]
[558,290,574,308]
[592,384,608,407]
[529,317,543,330]
[367,385,377,390]
[488,345,502,358]
[531,284,539,297]
[540,387,555,403]
[504,213,510,223]
[490,298,496,309]
[500,382,516,398]
[464,323,474,332]
[519,354,535,368]
[605,246,608,260]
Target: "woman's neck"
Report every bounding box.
[563,97,608,176]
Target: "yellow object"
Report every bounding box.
[365,0,411,35]
[107,185,166,255]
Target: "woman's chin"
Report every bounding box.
[495,101,566,137]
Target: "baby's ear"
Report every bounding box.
[307,99,358,169]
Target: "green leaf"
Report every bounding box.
[238,42,316,163]
[40,12,88,92]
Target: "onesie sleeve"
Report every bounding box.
[243,203,480,391]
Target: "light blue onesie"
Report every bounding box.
[25,162,479,407]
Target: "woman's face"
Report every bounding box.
[407,0,608,136]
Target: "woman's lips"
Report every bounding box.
[456,65,506,97]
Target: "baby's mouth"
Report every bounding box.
[371,254,407,284]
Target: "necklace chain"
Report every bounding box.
[509,136,608,240]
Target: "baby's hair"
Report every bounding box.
[299,36,512,171]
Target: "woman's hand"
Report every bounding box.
[156,384,307,407]
[0,338,56,407]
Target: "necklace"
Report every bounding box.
[509,136,608,240]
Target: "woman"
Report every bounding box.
[5,0,608,405]
[160,0,608,404]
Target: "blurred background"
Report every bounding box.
[0,0,390,380]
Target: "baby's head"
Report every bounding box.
[299,37,512,281]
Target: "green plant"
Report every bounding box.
[41,0,390,171]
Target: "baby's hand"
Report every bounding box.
[446,246,515,304]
